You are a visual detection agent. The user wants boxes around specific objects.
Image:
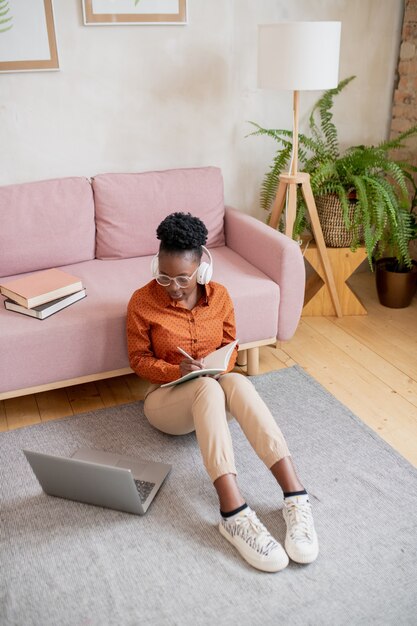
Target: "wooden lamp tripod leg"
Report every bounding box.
[301,178,342,318]
[284,182,297,238]
[268,173,343,318]
[269,178,298,237]
[268,179,288,230]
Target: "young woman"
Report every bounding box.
[127,212,318,572]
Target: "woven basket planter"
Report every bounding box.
[315,193,357,248]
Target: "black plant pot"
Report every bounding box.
[375,258,417,308]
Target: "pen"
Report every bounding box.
[177,346,194,360]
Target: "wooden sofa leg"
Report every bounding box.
[236,349,247,367]
[246,347,259,376]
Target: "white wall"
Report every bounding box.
[0,0,404,219]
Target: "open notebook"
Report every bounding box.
[161,340,238,388]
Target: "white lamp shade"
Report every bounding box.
[258,22,341,91]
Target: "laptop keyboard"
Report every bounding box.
[134,479,156,503]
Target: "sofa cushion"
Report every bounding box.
[0,177,95,277]
[93,167,226,260]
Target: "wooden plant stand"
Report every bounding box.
[302,241,368,316]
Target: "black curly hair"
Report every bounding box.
[156,212,208,259]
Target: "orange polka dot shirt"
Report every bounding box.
[126,280,238,385]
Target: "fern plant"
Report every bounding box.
[249,76,417,269]
[0,0,13,33]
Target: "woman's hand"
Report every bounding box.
[179,357,205,377]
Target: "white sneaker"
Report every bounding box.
[219,508,289,572]
[282,496,319,564]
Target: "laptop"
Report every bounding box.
[23,447,172,515]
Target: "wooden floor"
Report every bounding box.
[1,272,416,468]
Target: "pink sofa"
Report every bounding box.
[0,166,305,400]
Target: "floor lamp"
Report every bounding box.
[258,21,343,318]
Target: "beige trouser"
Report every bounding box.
[144,372,291,483]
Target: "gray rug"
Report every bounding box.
[1,366,416,626]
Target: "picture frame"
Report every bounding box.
[82,0,187,26]
[0,0,59,73]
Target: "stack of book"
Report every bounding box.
[0,268,86,320]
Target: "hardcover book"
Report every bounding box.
[0,268,84,309]
[4,289,87,320]
[161,340,238,388]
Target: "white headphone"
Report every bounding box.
[151,245,213,285]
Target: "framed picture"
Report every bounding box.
[82,0,187,25]
[0,0,59,73]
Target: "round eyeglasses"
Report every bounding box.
[155,266,198,288]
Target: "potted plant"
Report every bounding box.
[375,205,417,308]
[249,76,417,274]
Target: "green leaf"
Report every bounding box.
[0,0,12,32]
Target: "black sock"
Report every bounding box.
[220,502,248,519]
[283,489,308,499]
